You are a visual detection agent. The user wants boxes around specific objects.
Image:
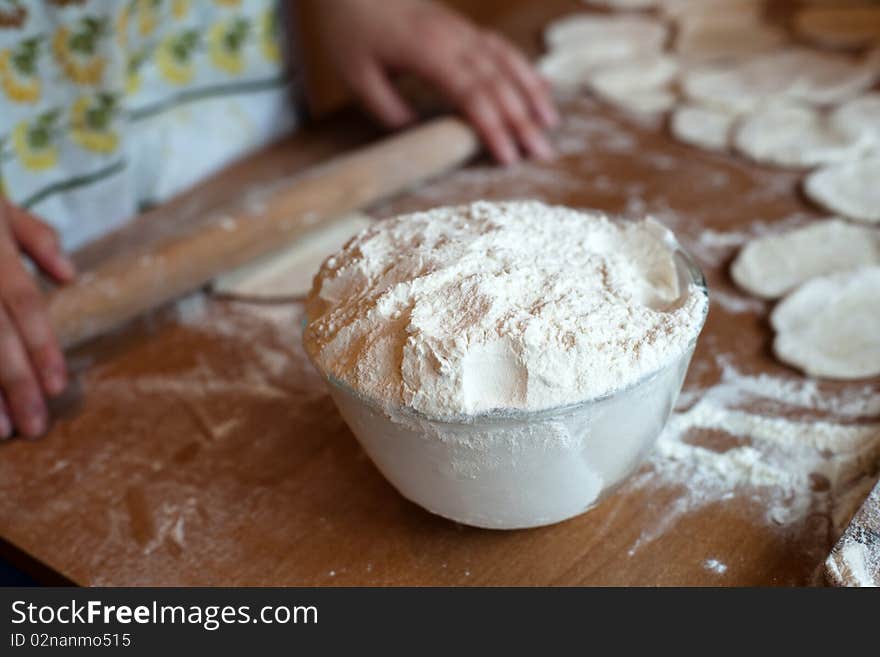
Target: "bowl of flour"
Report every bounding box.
[304,200,708,529]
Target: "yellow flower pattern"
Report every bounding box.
[52,16,107,84]
[125,49,148,94]
[12,111,61,171]
[157,30,199,84]
[208,17,249,74]
[70,94,120,153]
[0,37,41,103]
[134,0,160,38]
[171,0,190,20]
[1,0,291,214]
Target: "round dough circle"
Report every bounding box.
[733,102,868,169]
[670,104,735,151]
[771,267,880,380]
[731,218,880,299]
[596,86,677,115]
[544,14,667,52]
[538,49,607,91]
[681,48,877,114]
[538,41,660,91]
[829,93,880,147]
[804,157,880,224]
[587,54,678,114]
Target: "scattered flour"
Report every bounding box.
[707,289,766,315]
[703,558,728,575]
[627,357,880,557]
[826,479,880,586]
[304,201,707,418]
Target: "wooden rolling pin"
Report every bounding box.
[48,117,479,349]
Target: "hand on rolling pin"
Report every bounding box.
[0,200,76,439]
[309,0,559,165]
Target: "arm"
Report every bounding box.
[300,0,559,165]
[0,200,75,438]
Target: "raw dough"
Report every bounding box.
[733,102,868,169]
[670,104,736,151]
[682,48,878,114]
[588,55,679,115]
[804,157,880,224]
[730,218,880,299]
[795,6,880,48]
[539,46,641,91]
[544,14,668,53]
[771,267,880,380]
[538,49,603,91]
[597,87,677,116]
[681,62,762,114]
[829,93,880,150]
[540,15,668,92]
[213,213,372,300]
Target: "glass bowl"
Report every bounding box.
[314,244,708,529]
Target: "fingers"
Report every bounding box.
[474,57,556,162]
[8,207,76,283]
[0,394,11,440]
[422,49,554,164]
[331,0,558,166]
[397,28,556,165]
[0,203,67,438]
[345,56,418,130]
[0,263,67,398]
[0,304,48,438]
[460,88,521,165]
[484,32,559,129]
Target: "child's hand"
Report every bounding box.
[0,200,75,438]
[311,0,559,165]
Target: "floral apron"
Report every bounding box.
[0,0,300,250]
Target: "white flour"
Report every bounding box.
[304,200,707,418]
[627,356,880,558]
[704,558,728,575]
[827,479,880,587]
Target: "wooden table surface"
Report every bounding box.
[1,0,877,586]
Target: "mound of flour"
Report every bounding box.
[304,201,707,419]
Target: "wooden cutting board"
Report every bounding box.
[0,0,876,586]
